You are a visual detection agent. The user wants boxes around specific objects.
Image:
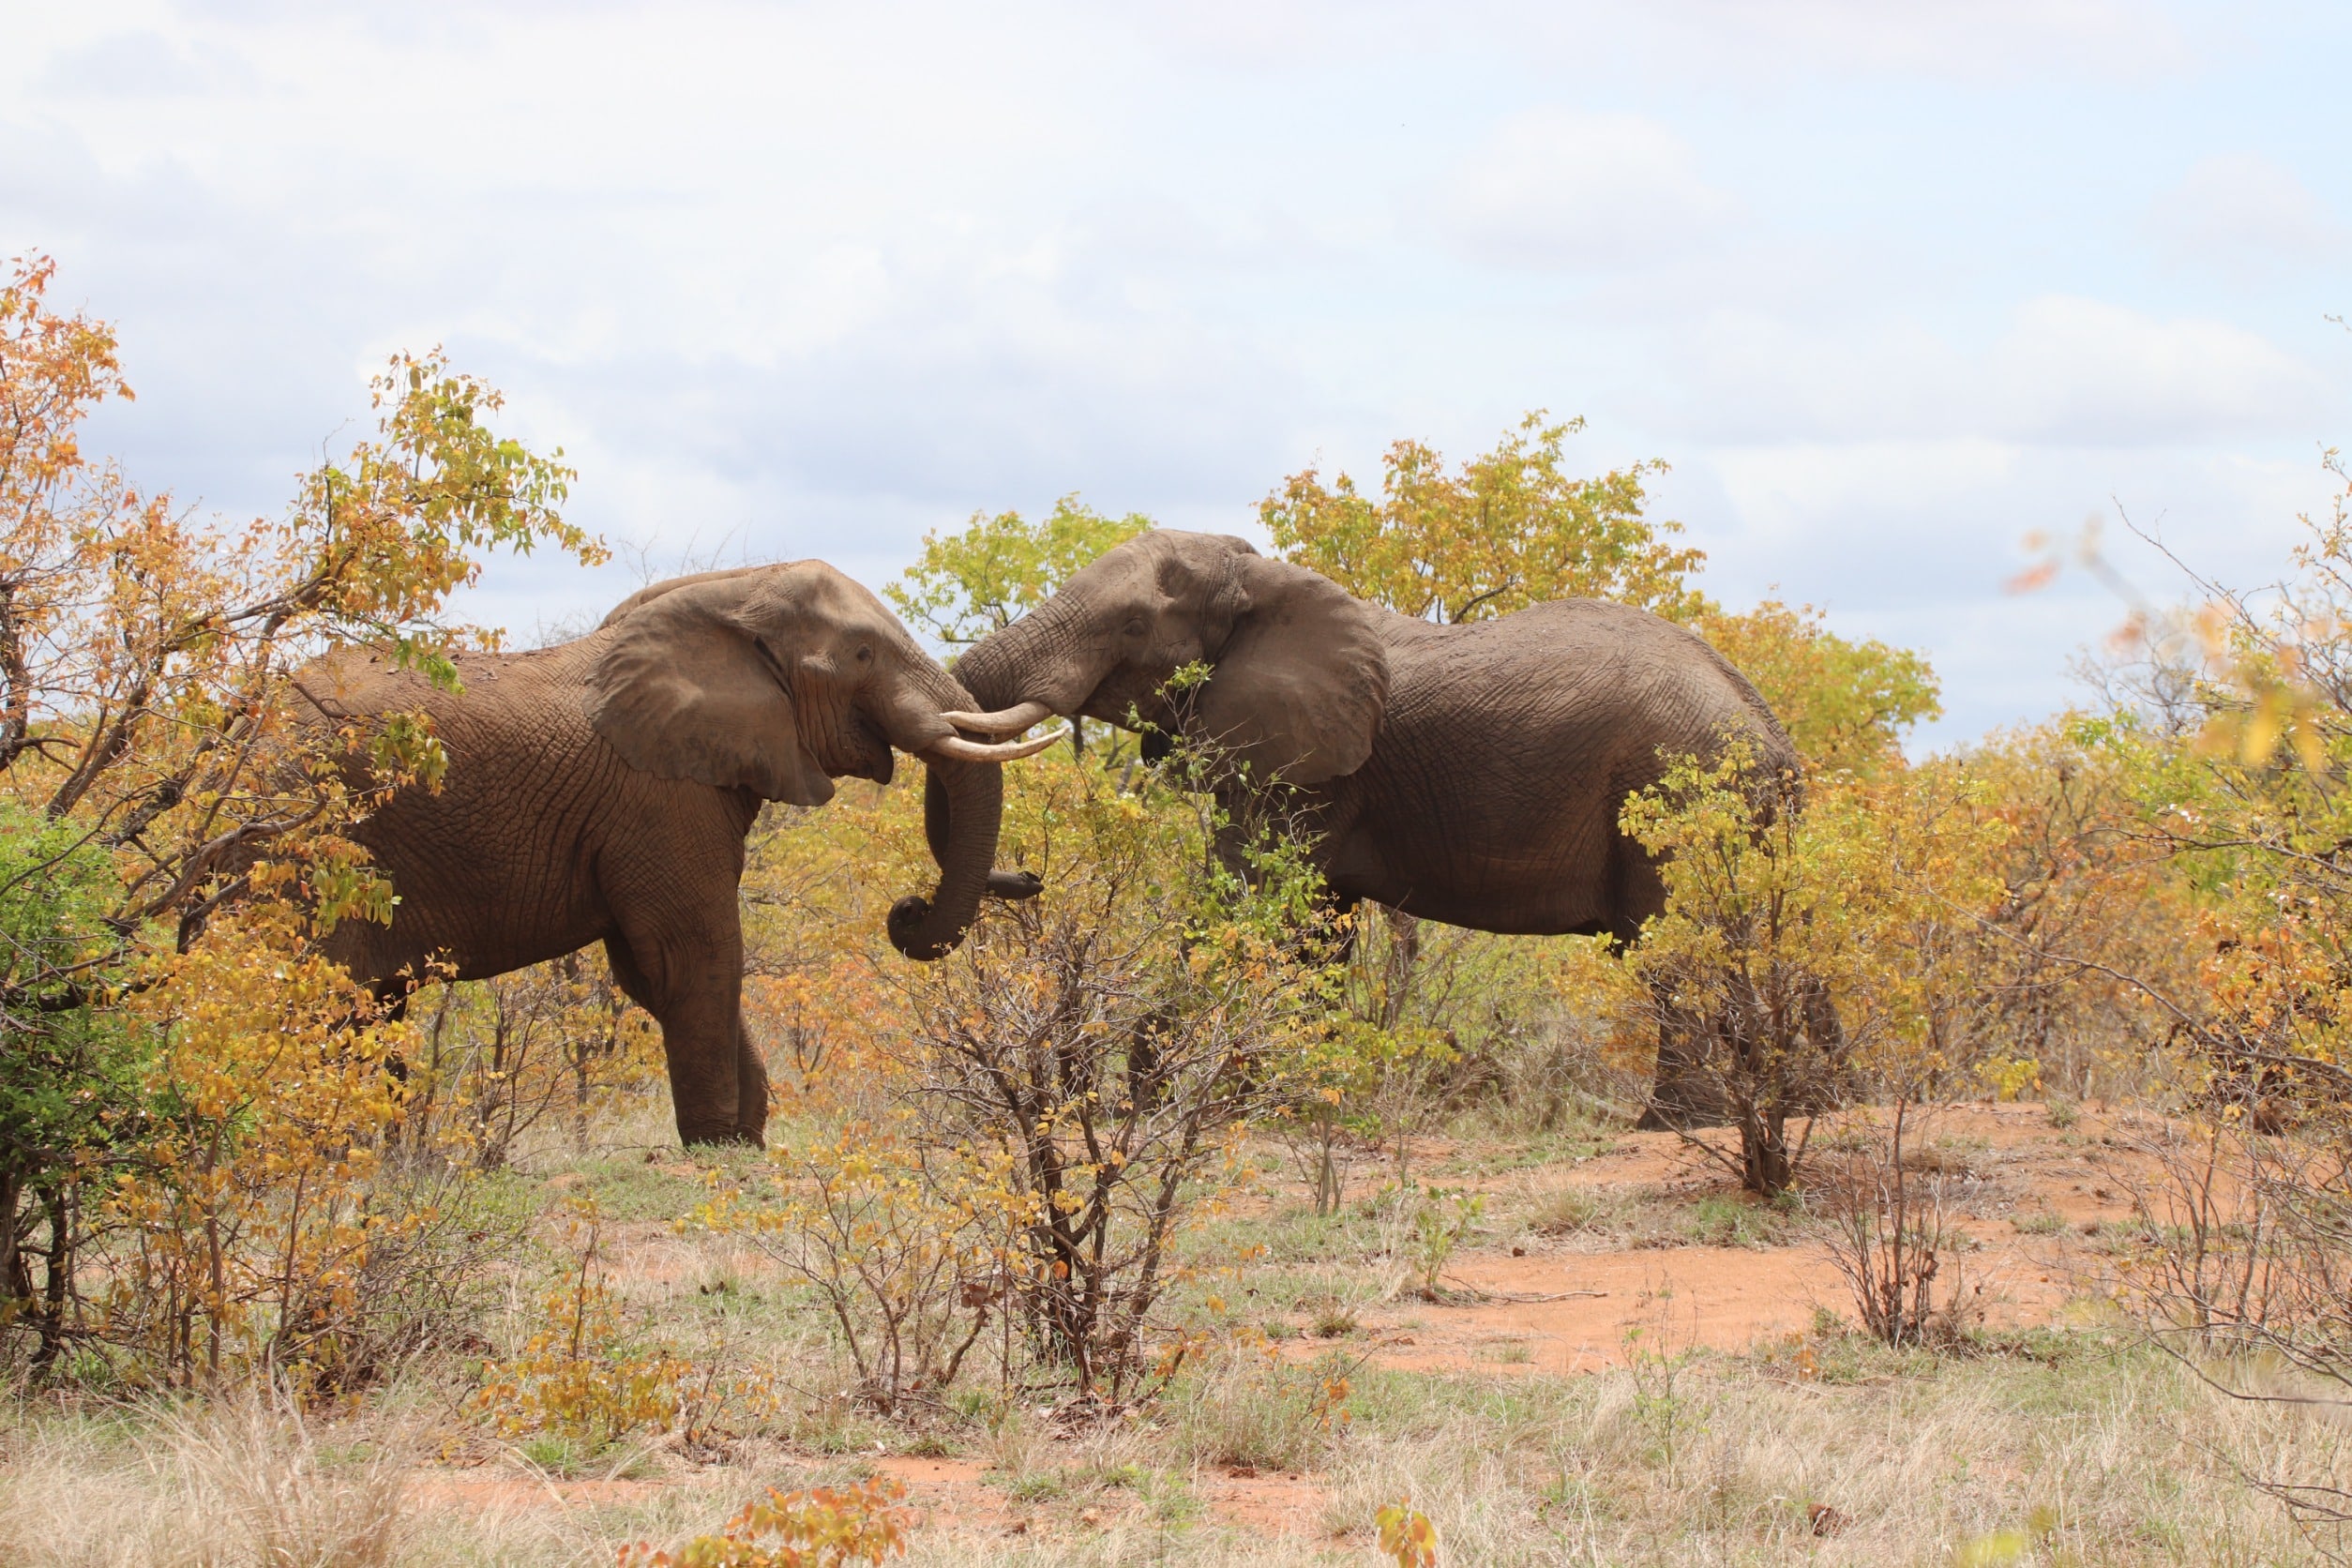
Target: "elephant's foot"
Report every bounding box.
[676,1121,765,1149]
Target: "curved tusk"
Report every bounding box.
[924,726,1072,763]
[938,701,1054,737]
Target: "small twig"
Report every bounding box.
[1436,1275,1609,1304]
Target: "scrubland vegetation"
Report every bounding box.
[9,253,2352,1564]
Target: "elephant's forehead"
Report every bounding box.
[1066,546,1169,601]
[753,563,890,624]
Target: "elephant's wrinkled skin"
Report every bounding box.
[294,562,1044,1146]
[948,531,1802,1123]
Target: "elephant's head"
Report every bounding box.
[948,531,1390,787]
[586,563,1058,960]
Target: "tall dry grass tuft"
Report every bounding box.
[165,1396,410,1568]
[0,1395,409,1568]
[1165,1347,1355,1473]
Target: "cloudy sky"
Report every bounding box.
[4,1,2347,746]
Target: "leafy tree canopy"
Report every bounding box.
[887,495,1153,649]
[0,800,145,1199]
[1259,412,1710,625]
[0,251,606,1376]
[1697,599,1942,775]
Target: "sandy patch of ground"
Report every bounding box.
[410,1105,2160,1545]
[1383,1244,1846,1374]
[1339,1106,2153,1375]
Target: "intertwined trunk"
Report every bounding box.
[948,596,1096,722]
[881,662,1009,960]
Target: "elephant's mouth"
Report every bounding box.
[829,716,897,785]
[1078,669,1162,730]
[1080,669,1193,746]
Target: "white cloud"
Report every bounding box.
[1706,439,2022,543]
[1639,0,2194,78]
[1122,0,1437,66]
[1440,110,1735,270]
[2147,154,2350,279]
[1985,295,2332,445]
[1652,297,2333,447]
[1126,0,2194,82]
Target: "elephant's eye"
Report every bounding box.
[854,644,874,664]
[1123,616,1148,639]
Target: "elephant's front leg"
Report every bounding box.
[604,920,764,1147]
[732,1003,772,1144]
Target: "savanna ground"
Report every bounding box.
[8,1091,2339,1567]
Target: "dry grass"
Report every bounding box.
[1164,1349,1354,1474]
[4,1344,2339,1566]
[1507,1180,1797,1252]
[1318,1352,2333,1566]
[0,1394,410,1568]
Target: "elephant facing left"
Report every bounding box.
[289,561,1060,1147]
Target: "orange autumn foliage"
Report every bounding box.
[0,250,604,1382]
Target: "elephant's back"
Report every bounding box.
[1331,600,1796,934]
[291,641,599,733]
[1386,599,1793,776]
[292,640,631,829]
[293,640,645,984]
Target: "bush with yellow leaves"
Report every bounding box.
[699,1115,1014,1416]
[471,1199,691,1453]
[619,1478,908,1568]
[1376,1499,1439,1568]
[888,749,1333,1406]
[100,920,416,1386]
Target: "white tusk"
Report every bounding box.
[925,726,1072,763]
[938,701,1054,737]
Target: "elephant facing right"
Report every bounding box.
[291,561,1060,1147]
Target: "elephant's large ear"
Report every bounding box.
[585,575,834,806]
[1193,555,1389,785]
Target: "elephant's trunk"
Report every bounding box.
[948,607,1089,717]
[949,634,1023,713]
[875,663,1019,961]
[885,754,1002,960]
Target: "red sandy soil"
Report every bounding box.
[1349,1102,2153,1375]
[405,1449,1340,1545]
[407,1105,2153,1544]
[1400,1244,1847,1375]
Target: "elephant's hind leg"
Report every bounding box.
[1635,988,1732,1131]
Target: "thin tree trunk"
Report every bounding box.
[33,1184,69,1372]
[0,1169,22,1322]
